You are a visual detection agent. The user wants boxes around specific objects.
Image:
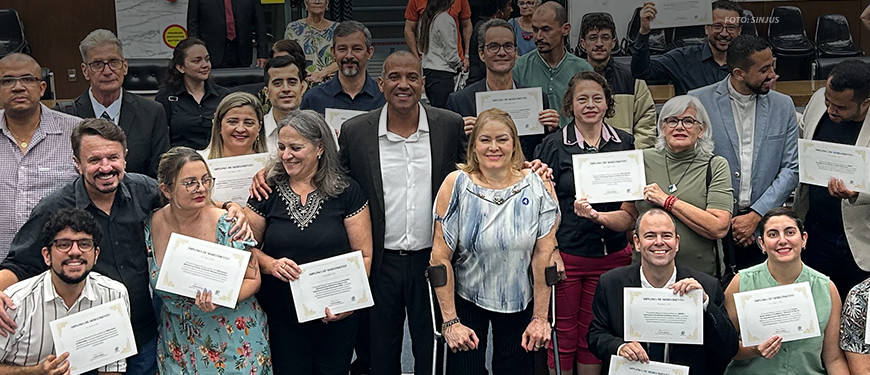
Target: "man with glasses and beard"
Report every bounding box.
[300,21,386,115]
[631,0,743,95]
[0,208,130,374]
[689,34,798,274]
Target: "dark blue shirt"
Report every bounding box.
[630,33,730,95]
[1,174,161,348]
[299,73,385,114]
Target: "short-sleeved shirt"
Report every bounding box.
[513,51,594,128]
[404,0,471,57]
[247,178,367,323]
[155,81,229,150]
[635,148,733,276]
[841,276,870,353]
[436,171,558,313]
[0,271,129,372]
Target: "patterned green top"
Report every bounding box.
[284,19,336,73]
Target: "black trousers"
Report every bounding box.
[269,314,358,374]
[448,296,534,375]
[370,249,438,375]
[216,38,243,68]
[803,221,870,301]
[727,210,766,271]
[423,68,456,109]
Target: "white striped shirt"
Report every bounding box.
[0,271,129,372]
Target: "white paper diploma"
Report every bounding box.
[733,281,821,346]
[155,233,252,309]
[573,150,646,204]
[207,152,270,204]
[475,87,545,136]
[325,108,366,144]
[798,139,870,194]
[650,0,714,29]
[608,355,690,375]
[49,298,137,375]
[289,251,374,323]
[623,287,704,345]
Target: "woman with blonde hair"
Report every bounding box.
[202,92,268,159]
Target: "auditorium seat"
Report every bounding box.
[815,14,863,58]
[768,6,815,81]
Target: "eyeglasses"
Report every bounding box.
[709,24,739,33]
[180,177,215,193]
[482,42,517,53]
[584,34,614,43]
[663,116,702,128]
[307,0,326,3]
[518,1,537,7]
[0,75,41,88]
[52,238,96,252]
[86,59,124,72]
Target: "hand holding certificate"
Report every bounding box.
[325,108,366,144]
[733,282,821,346]
[50,298,137,375]
[208,152,270,204]
[798,139,870,194]
[649,0,714,29]
[623,287,704,345]
[476,87,544,136]
[608,355,689,375]
[573,150,646,204]
[155,233,252,309]
[289,251,374,323]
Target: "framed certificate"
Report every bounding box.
[623,287,704,345]
[155,233,252,309]
[650,0,714,28]
[289,251,374,323]
[798,139,870,194]
[325,108,366,145]
[573,150,646,204]
[207,152,270,204]
[733,281,821,346]
[49,298,137,375]
[608,355,690,375]
[475,87,545,136]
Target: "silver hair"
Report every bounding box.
[655,95,715,155]
[266,110,349,197]
[334,20,373,49]
[79,29,124,62]
[477,18,514,49]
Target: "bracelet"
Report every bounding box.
[222,201,231,210]
[531,316,548,323]
[663,195,679,212]
[441,317,461,333]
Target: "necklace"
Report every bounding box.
[7,127,32,150]
[664,152,699,193]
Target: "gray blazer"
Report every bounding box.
[689,78,799,215]
[795,87,870,271]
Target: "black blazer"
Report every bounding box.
[338,105,467,277]
[187,0,268,67]
[587,263,738,375]
[62,90,170,178]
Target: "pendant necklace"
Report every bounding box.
[664,152,699,193]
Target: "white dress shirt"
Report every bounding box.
[88,88,122,123]
[379,103,433,251]
[727,81,757,209]
[264,109,280,156]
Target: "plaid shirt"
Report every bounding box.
[0,105,80,260]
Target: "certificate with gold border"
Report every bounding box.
[573,150,646,204]
[155,233,252,309]
[325,108,366,144]
[733,281,821,346]
[608,355,689,375]
[623,287,703,345]
[649,0,713,28]
[798,139,870,194]
[208,152,270,204]
[49,298,137,375]
[289,251,374,323]
[475,87,545,136]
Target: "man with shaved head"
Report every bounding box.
[0,53,80,261]
[338,50,467,375]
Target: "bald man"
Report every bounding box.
[0,53,80,261]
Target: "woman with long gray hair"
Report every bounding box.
[244,110,372,374]
[575,95,734,277]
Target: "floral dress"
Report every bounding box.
[284,19,336,74]
[146,213,272,375]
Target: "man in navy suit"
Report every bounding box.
[689,34,798,271]
[187,0,268,68]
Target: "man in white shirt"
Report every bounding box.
[0,207,129,374]
[587,208,738,374]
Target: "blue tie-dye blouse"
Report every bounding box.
[436,171,559,313]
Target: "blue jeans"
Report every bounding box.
[125,335,157,375]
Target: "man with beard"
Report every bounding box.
[513,2,592,128]
[300,21,386,115]
[0,53,80,262]
[794,60,870,301]
[632,1,742,95]
[0,208,129,374]
[579,14,656,149]
[587,208,738,374]
[0,119,248,375]
[689,35,798,273]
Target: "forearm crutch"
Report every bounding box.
[426,264,449,375]
[545,265,562,375]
